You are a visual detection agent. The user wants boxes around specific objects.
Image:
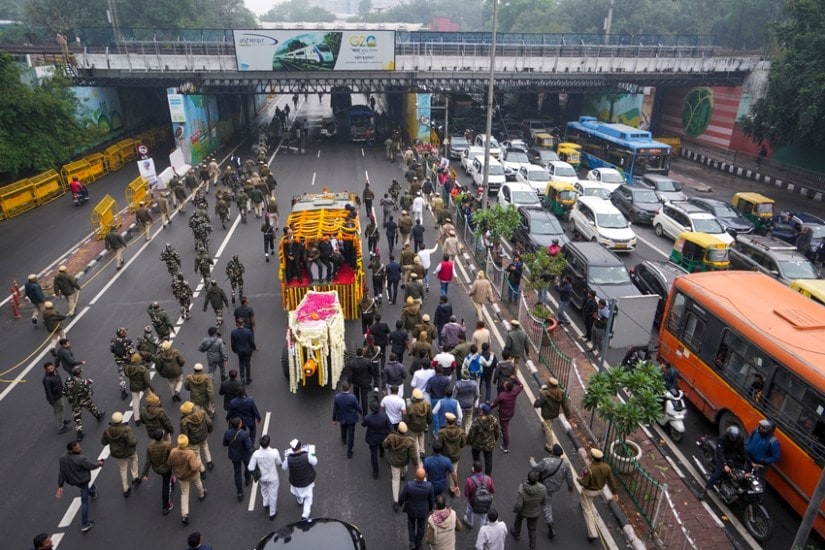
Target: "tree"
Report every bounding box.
[742,0,825,149]
[261,0,336,22]
[0,0,24,20]
[470,203,520,243]
[358,0,372,18]
[22,0,106,35]
[0,53,105,179]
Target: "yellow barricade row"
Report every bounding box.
[29,170,65,205]
[85,153,109,180]
[125,176,150,213]
[91,194,120,240]
[0,179,38,219]
[61,159,92,185]
[117,139,137,164]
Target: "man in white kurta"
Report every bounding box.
[248,435,283,520]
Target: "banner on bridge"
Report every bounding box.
[232,30,395,72]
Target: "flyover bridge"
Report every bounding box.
[2,28,766,94]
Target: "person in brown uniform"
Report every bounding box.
[577,448,619,543]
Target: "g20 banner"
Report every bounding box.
[232,30,395,72]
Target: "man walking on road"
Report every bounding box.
[184,363,215,417]
[249,435,283,520]
[230,318,257,384]
[475,508,508,550]
[219,370,243,412]
[135,201,153,241]
[463,460,496,530]
[173,274,194,321]
[110,327,135,400]
[282,439,318,520]
[123,353,154,424]
[223,417,253,501]
[24,273,47,325]
[333,381,362,459]
[533,377,572,452]
[383,422,416,511]
[399,467,435,550]
[363,400,392,479]
[56,440,104,533]
[105,227,127,269]
[167,434,207,525]
[233,296,256,331]
[100,411,141,498]
[179,401,214,476]
[468,271,493,321]
[63,366,104,441]
[42,301,67,352]
[227,388,262,445]
[198,326,229,382]
[43,362,71,434]
[203,280,229,328]
[141,430,175,515]
[148,301,176,341]
[467,404,500,476]
[504,320,530,367]
[577,448,619,543]
[554,275,573,325]
[491,378,524,454]
[155,340,185,403]
[53,265,81,316]
[509,470,547,550]
[55,338,84,376]
[529,443,574,539]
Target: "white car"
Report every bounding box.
[652,202,735,244]
[474,134,501,159]
[546,160,579,184]
[471,156,506,194]
[501,149,531,181]
[502,139,529,153]
[574,180,611,201]
[497,181,542,208]
[521,119,547,140]
[570,196,637,252]
[586,167,626,193]
[515,165,551,195]
[460,146,485,175]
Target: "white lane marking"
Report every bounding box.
[636,233,671,258]
[365,170,369,183]
[51,533,64,548]
[247,411,273,511]
[312,172,317,186]
[58,499,80,528]
[316,150,321,159]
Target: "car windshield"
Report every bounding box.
[583,187,610,200]
[805,225,825,239]
[601,171,625,184]
[468,151,483,161]
[654,179,682,192]
[538,150,560,162]
[506,152,529,163]
[588,265,631,285]
[596,213,628,229]
[512,191,540,205]
[692,218,723,233]
[487,138,500,148]
[633,190,659,203]
[711,204,740,218]
[451,138,468,149]
[554,165,577,177]
[529,169,550,181]
[779,261,819,280]
[532,218,563,235]
[488,164,504,176]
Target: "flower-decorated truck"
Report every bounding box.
[282,291,347,392]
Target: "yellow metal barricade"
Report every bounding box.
[105,145,123,171]
[61,159,93,185]
[91,194,120,239]
[117,139,137,163]
[125,176,150,213]
[0,178,37,219]
[85,153,109,180]
[655,137,682,157]
[29,170,66,205]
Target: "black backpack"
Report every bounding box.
[471,475,493,514]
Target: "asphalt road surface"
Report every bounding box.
[1,96,619,550]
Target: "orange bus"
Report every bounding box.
[658,271,825,537]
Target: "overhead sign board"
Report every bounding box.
[232,30,395,72]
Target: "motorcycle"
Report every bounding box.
[621,346,651,370]
[693,434,774,541]
[657,388,687,442]
[71,187,90,206]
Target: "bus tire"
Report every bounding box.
[717,411,743,438]
[654,224,665,237]
[281,347,289,379]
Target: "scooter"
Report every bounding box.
[693,434,774,541]
[657,388,687,442]
[71,189,90,206]
[621,346,651,370]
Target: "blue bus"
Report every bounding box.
[564,116,672,183]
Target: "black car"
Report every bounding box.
[257,518,366,550]
[562,242,638,309]
[610,184,660,225]
[513,206,568,252]
[770,211,825,257]
[629,260,688,324]
[526,147,560,168]
[687,197,754,236]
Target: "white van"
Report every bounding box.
[570,196,637,252]
[474,134,502,159]
[472,156,506,194]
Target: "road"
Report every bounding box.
[1,95,621,550]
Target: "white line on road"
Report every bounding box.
[316,150,321,159]
[311,172,317,186]
[51,533,64,548]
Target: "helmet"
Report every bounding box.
[233,254,239,261]
[725,425,741,439]
[210,279,217,285]
[151,301,160,309]
[144,325,153,333]
[758,419,775,433]
[116,327,127,337]
[165,242,172,249]
[177,273,185,280]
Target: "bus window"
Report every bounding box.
[769,369,805,428]
[681,311,706,353]
[665,292,686,333]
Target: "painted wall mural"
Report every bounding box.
[659,86,743,149]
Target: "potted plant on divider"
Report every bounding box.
[470,203,521,245]
[582,359,666,473]
[523,250,567,333]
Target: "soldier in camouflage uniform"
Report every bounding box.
[235,187,249,224]
[173,273,194,320]
[110,327,135,400]
[136,325,159,365]
[193,190,208,212]
[203,279,229,328]
[63,366,104,440]
[194,218,212,252]
[148,301,176,341]
[194,249,213,286]
[214,194,230,230]
[225,254,245,304]
[160,243,181,278]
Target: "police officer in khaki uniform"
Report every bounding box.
[53,265,81,316]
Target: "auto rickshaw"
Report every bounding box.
[544,180,577,220]
[533,132,555,149]
[669,232,730,272]
[556,142,582,168]
[731,192,774,234]
[790,279,825,306]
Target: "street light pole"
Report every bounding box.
[481,0,499,210]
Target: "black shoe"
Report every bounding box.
[372,471,378,480]
[58,426,71,434]
[172,393,182,403]
[548,523,555,539]
[199,489,208,502]
[587,536,599,543]
[237,492,243,501]
[245,476,252,486]
[232,295,236,303]
[393,502,400,512]
[200,471,206,481]
[81,521,95,533]
[135,419,142,427]
[96,411,105,422]
[207,461,214,471]
[90,489,98,500]
[32,318,37,325]
[698,489,707,500]
[269,512,277,520]
[50,348,57,357]
[123,487,131,498]
[120,389,128,400]
[509,527,520,541]
[77,430,84,441]
[181,515,189,525]
[63,419,70,425]
[132,478,141,486]
[347,451,353,459]
[246,378,252,385]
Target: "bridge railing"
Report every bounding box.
[396,41,714,59]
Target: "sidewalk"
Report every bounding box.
[679,142,825,202]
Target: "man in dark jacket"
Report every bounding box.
[219,369,244,411]
[385,255,402,304]
[56,440,104,532]
[55,338,84,376]
[198,326,229,381]
[346,348,377,414]
[24,273,47,324]
[362,400,391,479]
[389,320,410,364]
[369,314,391,368]
[433,296,453,347]
[230,318,257,385]
[510,470,547,550]
[202,280,229,328]
[333,382,363,459]
[399,467,435,550]
[53,265,81,316]
[141,430,175,514]
[227,388,262,445]
[223,417,253,501]
[533,377,572,452]
[282,439,318,520]
[43,362,70,434]
[123,353,155,425]
[100,411,140,497]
